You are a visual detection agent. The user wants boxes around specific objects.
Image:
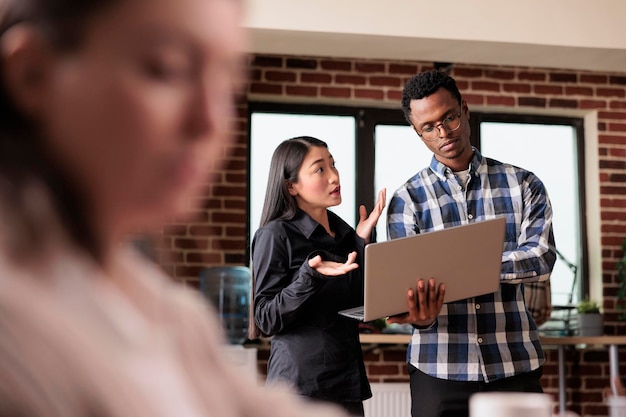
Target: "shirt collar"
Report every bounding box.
[292,208,352,240]
[428,147,484,180]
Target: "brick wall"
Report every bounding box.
[159,54,626,416]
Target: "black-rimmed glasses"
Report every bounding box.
[415,112,462,141]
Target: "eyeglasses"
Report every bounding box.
[415,112,462,141]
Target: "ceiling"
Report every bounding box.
[244,0,626,74]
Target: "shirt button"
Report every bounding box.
[468,214,474,219]
[457,185,462,191]
[476,304,481,310]
[478,337,483,344]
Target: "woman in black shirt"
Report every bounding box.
[250,136,385,416]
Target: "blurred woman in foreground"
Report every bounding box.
[0,0,349,416]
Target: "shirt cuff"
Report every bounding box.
[411,319,437,331]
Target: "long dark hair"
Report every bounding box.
[258,136,328,227]
[248,136,329,339]
[0,0,117,263]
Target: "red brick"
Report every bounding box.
[185,252,214,263]
[265,71,296,82]
[300,72,332,84]
[224,253,246,264]
[189,225,218,236]
[518,97,546,107]
[471,81,500,92]
[503,83,531,93]
[213,185,245,197]
[518,71,546,81]
[598,87,626,98]
[453,68,483,78]
[464,94,484,105]
[285,85,317,97]
[174,238,209,250]
[609,122,626,132]
[389,63,419,74]
[174,210,208,223]
[224,199,246,210]
[251,56,283,68]
[320,86,351,98]
[212,239,246,251]
[534,85,563,95]
[485,69,515,80]
[367,364,401,375]
[355,62,385,73]
[335,74,367,85]
[579,99,607,109]
[600,158,626,169]
[249,83,282,95]
[610,101,626,109]
[610,75,626,85]
[369,76,401,87]
[581,74,608,84]
[225,172,246,183]
[286,58,317,69]
[600,188,626,199]
[387,90,402,101]
[355,89,384,100]
[548,98,578,108]
[609,148,626,157]
[486,95,515,106]
[599,111,626,120]
[320,60,352,71]
[455,80,469,91]
[549,72,578,83]
[225,225,246,236]
[565,86,594,96]
[212,212,245,223]
[174,265,205,278]
[163,225,188,236]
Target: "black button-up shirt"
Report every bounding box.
[252,209,371,402]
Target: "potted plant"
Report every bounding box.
[577,298,603,336]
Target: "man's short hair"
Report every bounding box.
[401,69,463,124]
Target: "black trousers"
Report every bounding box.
[309,399,364,417]
[408,364,543,417]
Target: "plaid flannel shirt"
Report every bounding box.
[387,148,556,382]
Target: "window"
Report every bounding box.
[248,103,586,304]
[473,115,586,305]
[248,104,358,246]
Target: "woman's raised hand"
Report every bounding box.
[356,188,386,244]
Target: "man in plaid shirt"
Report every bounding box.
[386,69,556,417]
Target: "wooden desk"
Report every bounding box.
[360,334,626,415]
[540,336,626,415]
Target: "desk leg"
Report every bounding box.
[610,344,619,395]
[558,345,566,415]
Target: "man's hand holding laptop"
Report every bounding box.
[386,278,445,328]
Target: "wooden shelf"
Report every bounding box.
[359,333,411,344]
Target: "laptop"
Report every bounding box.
[339,217,506,322]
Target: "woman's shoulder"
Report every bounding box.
[253,218,298,244]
